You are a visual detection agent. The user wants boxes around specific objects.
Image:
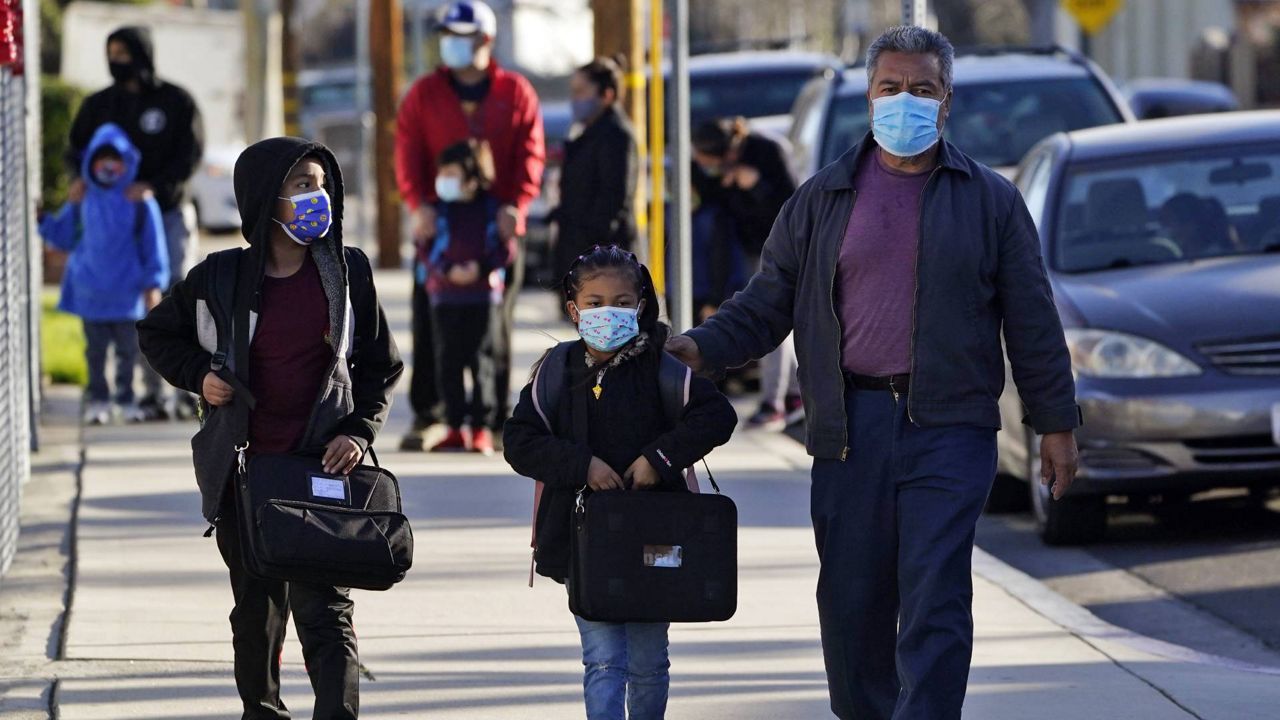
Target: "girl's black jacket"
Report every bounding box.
[503,339,737,582]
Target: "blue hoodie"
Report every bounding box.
[40,123,169,322]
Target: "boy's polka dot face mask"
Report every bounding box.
[276,189,333,246]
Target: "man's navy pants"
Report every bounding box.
[811,388,997,720]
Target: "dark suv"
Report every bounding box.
[786,46,1134,181]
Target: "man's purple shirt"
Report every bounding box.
[836,148,933,376]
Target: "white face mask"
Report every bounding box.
[435,176,466,203]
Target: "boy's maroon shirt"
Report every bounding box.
[248,252,333,454]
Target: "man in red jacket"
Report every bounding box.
[395,0,545,450]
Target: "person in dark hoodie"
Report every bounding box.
[138,137,403,720]
[503,246,736,719]
[68,25,204,421]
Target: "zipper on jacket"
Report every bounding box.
[906,167,942,426]
[202,521,217,538]
[831,191,857,462]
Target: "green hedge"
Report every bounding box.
[41,289,86,386]
[41,75,85,210]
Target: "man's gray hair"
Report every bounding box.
[865,25,955,90]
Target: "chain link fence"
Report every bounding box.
[0,51,35,578]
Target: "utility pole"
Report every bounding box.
[648,0,665,294]
[590,0,649,261]
[279,0,301,137]
[370,0,405,268]
[901,0,931,28]
[667,0,692,333]
[242,0,284,142]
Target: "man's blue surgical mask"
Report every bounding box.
[276,188,333,246]
[440,35,476,70]
[871,91,943,159]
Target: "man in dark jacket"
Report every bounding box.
[138,137,403,719]
[68,25,204,420]
[667,26,1081,720]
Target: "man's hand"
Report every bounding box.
[723,164,761,191]
[125,182,155,202]
[586,456,624,492]
[67,178,86,203]
[624,455,662,490]
[201,372,234,407]
[447,261,481,285]
[1040,431,1079,501]
[323,435,362,475]
[497,204,520,240]
[143,288,163,311]
[412,205,438,243]
[664,335,705,373]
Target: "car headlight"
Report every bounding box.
[1064,329,1201,378]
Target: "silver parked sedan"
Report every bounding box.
[1001,111,1280,545]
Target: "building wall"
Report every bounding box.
[1057,0,1236,81]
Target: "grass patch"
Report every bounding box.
[41,288,86,386]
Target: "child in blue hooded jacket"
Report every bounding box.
[41,122,169,424]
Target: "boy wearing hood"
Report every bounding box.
[41,123,169,424]
[68,25,204,420]
[138,138,403,719]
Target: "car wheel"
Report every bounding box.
[1028,431,1106,545]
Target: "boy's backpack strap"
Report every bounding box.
[204,248,241,373]
[532,341,576,434]
[201,247,256,410]
[658,351,692,427]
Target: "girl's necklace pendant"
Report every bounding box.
[593,369,606,400]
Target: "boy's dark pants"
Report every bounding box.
[810,388,996,720]
[83,321,139,404]
[408,270,442,426]
[216,512,360,720]
[430,301,497,428]
[489,238,525,431]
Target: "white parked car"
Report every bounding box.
[190,145,243,233]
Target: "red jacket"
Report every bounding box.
[395,63,545,235]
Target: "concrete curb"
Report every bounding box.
[973,547,1280,675]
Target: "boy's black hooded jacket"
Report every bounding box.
[503,339,737,582]
[67,27,204,212]
[138,137,403,523]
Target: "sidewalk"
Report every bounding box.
[5,268,1280,719]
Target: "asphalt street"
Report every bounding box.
[976,490,1280,668]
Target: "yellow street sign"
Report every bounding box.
[1062,0,1124,35]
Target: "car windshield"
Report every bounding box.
[1053,147,1280,273]
[689,69,819,125]
[822,78,1123,168]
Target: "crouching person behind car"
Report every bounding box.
[137,137,403,719]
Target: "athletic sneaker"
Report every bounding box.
[745,403,786,432]
[120,403,149,424]
[83,401,113,426]
[784,394,805,427]
[430,427,469,453]
[470,427,495,456]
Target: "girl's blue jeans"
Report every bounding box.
[573,615,670,720]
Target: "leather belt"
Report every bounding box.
[846,373,911,394]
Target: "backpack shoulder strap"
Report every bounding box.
[532,341,576,434]
[658,351,692,427]
[204,248,241,372]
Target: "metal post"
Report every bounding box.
[667,0,692,333]
[901,0,928,27]
[354,0,374,255]
[648,0,666,293]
